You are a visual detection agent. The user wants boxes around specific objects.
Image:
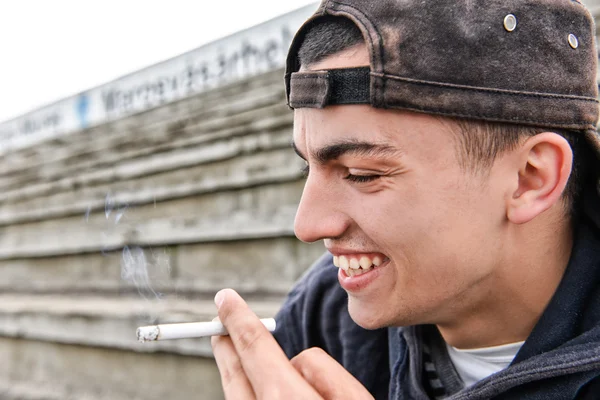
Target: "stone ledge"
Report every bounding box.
[7,110,291,195]
[0,207,297,259]
[0,336,226,400]
[0,148,304,226]
[0,237,325,297]
[0,125,293,204]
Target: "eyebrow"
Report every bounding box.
[291,139,402,164]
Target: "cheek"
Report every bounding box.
[353,178,451,255]
[344,179,507,327]
[358,174,502,278]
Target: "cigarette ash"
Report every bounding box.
[136,325,160,343]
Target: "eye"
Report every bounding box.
[345,173,381,183]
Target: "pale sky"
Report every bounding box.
[0,0,317,123]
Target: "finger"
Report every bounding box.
[215,289,321,399]
[211,321,256,400]
[291,348,374,400]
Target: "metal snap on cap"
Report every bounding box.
[568,34,579,49]
[504,14,517,32]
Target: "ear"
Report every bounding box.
[507,132,573,224]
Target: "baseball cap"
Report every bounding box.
[285,0,600,164]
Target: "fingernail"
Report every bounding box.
[214,290,226,309]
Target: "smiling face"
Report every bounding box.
[292,45,514,329]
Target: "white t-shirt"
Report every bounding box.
[446,341,525,387]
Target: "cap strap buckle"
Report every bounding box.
[288,66,370,109]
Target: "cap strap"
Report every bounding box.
[288,67,370,108]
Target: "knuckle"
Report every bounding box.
[235,318,263,354]
[291,347,325,378]
[294,347,325,365]
[221,358,245,388]
[304,347,327,357]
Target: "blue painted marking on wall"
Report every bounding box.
[76,93,90,129]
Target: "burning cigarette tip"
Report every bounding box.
[137,325,160,342]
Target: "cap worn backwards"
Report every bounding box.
[285,0,600,159]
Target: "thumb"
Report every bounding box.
[291,348,374,400]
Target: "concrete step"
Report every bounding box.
[0,336,225,400]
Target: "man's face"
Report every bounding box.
[292,45,511,329]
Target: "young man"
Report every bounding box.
[211,1,600,399]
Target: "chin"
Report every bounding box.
[347,297,389,330]
[348,296,424,329]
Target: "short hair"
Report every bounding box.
[297,16,364,68]
[296,16,595,219]
[450,120,595,218]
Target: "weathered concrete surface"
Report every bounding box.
[0,67,316,399]
[0,337,225,400]
[0,129,300,225]
[0,237,325,295]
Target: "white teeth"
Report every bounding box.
[339,256,350,271]
[334,254,386,275]
[359,256,372,269]
[347,267,372,277]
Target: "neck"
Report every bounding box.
[437,211,574,350]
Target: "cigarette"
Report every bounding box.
[136,318,277,342]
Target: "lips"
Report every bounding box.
[330,251,390,291]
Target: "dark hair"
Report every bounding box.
[298,16,364,68]
[297,16,594,219]
[450,120,595,218]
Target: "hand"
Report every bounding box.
[211,288,375,400]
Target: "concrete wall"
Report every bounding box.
[0,69,326,400]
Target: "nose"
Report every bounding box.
[294,173,350,243]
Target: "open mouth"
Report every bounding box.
[333,254,389,277]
